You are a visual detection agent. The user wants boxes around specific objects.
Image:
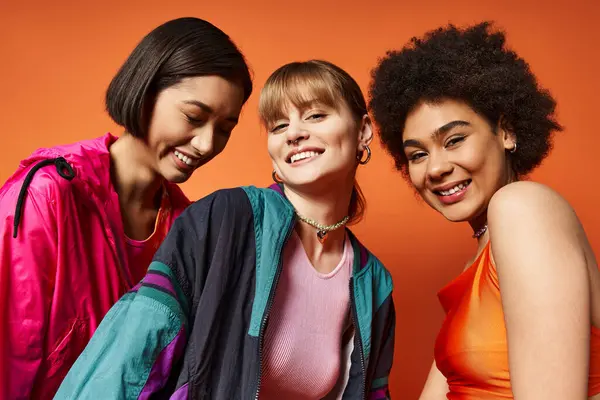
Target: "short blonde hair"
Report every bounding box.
[259,60,368,224]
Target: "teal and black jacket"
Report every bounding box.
[55,184,396,399]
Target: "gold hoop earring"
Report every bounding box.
[272,170,283,184]
[357,145,371,165]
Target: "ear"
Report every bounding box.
[357,114,374,151]
[497,116,517,151]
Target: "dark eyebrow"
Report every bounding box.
[183,100,239,123]
[403,120,471,149]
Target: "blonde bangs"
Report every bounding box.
[257,60,369,223]
[258,63,342,127]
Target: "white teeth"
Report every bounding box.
[174,150,195,166]
[290,151,321,163]
[439,182,469,196]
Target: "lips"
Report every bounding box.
[432,179,472,205]
[289,150,323,164]
[285,147,325,164]
[434,179,471,196]
[173,149,201,168]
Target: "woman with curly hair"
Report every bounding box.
[369,21,600,399]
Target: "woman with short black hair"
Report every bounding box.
[0,16,252,399]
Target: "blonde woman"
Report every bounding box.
[56,60,395,400]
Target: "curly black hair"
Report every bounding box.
[368,21,562,177]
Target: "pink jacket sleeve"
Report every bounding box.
[0,182,58,399]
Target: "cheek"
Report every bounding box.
[266,137,280,162]
[462,142,505,180]
[467,149,487,171]
[148,115,188,146]
[408,164,426,190]
[461,134,505,169]
[334,136,359,163]
[323,121,355,148]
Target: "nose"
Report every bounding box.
[285,120,309,145]
[190,126,215,156]
[427,150,453,181]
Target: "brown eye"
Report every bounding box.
[409,151,427,162]
[445,135,465,147]
[307,113,326,120]
[270,123,288,133]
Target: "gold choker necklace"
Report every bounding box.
[294,212,349,244]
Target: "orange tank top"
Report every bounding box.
[435,241,600,399]
[125,188,173,283]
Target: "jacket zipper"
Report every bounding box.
[254,217,295,399]
[349,277,367,400]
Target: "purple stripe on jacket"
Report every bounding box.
[143,273,177,296]
[369,387,389,400]
[268,183,283,195]
[169,383,189,400]
[138,326,187,399]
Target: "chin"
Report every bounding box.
[169,175,190,184]
[288,162,353,185]
[284,169,325,186]
[161,169,192,184]
[438,209,472,223]
[427,199,481,223]
[160,159,199,183]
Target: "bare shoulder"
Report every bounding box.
[488,181,581,233]
[487,181,589,276]
[489,180,573,212]
[486,187,593,398]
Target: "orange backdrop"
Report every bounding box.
[1,0,599,396]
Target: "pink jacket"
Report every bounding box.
[0,133,191,400]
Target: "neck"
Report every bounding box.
[283,176,354,256]
[109,133,164,210]
[469,213,489,245]
[469,169,518,246]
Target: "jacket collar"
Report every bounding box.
[266,183,369,271]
